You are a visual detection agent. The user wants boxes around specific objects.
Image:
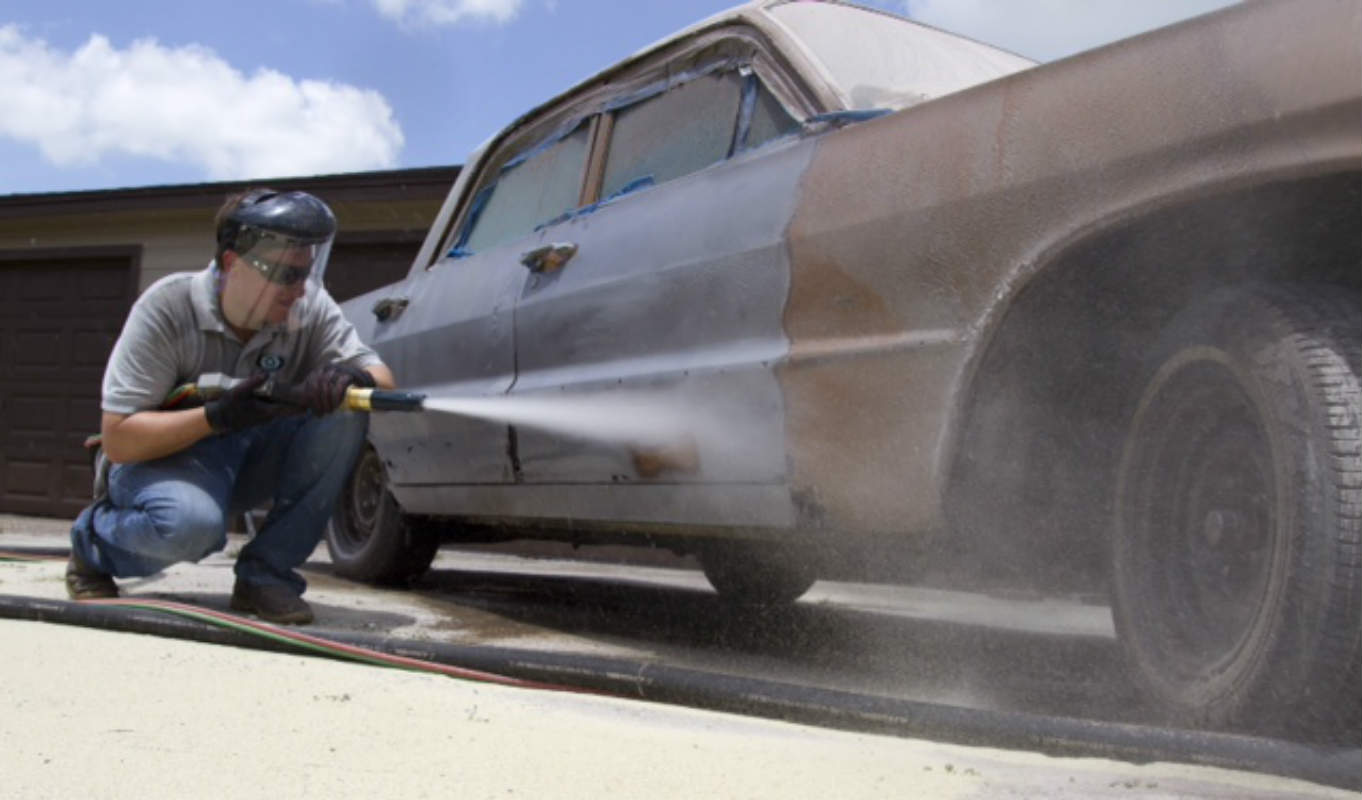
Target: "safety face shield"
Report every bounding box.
[219,227,334,334]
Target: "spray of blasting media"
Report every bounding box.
[189,373,719,454]
[186,373,756,478]
[421,392,703,446]
[420,388,768,479]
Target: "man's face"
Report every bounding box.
[220,247,312,330]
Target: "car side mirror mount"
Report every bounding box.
[372,297,409,323]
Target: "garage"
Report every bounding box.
[0,251,135,517]
[0,166,459,519]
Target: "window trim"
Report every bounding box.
[434,27,819,267]
[579,114,613,208]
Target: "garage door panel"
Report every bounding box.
[63,463,93,498]
[2,460,51,496]
[1,256,131,517]
[66,403,101,439]
[12,331,64,364]
[7,395,57,432]
[16,270,66,300]
[79,276,127,300]
[72,330,115,365]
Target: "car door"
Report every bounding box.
[507,62,812,516]
[350,249,521,486]
[355,122,592,487]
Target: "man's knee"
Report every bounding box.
[142,488,228,560]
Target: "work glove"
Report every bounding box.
[204,373,299,434]
[299,362,376,416]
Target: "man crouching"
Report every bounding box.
[67,188,395,624]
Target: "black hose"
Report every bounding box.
[0,546,69,559]
[0,592,1356,790]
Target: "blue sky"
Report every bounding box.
[0,0,1234,196]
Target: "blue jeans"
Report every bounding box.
[70,411,368,594]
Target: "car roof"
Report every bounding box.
[495,0,1033,143]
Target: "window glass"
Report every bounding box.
[461,122,590,254]
[599,71,744,200]
[743,79,800,150]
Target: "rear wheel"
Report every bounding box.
[1111,285,1361,735]
[325,446,439,584]
[699,541,817,606]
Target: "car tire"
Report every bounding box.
[699,541,817,606]
[1111,284,1361,736]
[325,446,439,584]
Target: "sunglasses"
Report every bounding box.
[239,252,312,286]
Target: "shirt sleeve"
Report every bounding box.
[304,289,385,373]
[101,294,185,416]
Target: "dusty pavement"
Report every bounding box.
[3,618,1356,800]
[0,512,1113,663]
[2,515,1358,798]
[0,514,675,661]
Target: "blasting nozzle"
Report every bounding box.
[343,387,426,413]
[181,374,425,414]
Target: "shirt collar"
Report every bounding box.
[191,262,227,333]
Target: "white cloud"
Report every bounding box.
[0,25,404,180]
[903,0,1239,61]
[372,0,523,28]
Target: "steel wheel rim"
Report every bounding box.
[334,449,385,555]
[1125,359,1276,681]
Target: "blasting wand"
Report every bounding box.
[175,373,426,413]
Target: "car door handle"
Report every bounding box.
[371,297,409,322]
[520,242,578,273]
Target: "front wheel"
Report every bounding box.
[325,446,439,584]
[1111,285,1361,736]
[699,541,817,606]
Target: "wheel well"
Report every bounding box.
[944,169,1362,591]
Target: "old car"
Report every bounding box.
[327,0,1361,735]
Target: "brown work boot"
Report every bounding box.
[65,550,118,600]
[229,580,314,625]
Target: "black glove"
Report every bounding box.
[300,362,376,416]
[204,373,299,433]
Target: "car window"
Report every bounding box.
[741,76,800,151]
[459,121,591,254]
[599,71,745,201]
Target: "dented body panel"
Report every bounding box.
[342,0,1362,546]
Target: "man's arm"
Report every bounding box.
[100,408,213,464]
[364,363,396,390]
[103,364,395,463]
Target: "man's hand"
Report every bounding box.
[300,362,377,416]
[204,373,299,433]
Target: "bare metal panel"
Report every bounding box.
[359,250,524,485]
[509,137,816,493]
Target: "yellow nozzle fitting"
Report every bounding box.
[345,387,375,412]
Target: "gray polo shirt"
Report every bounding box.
[102,263,383,415]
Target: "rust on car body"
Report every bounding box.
[778,0,1362,536]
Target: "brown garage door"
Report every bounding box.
[0,254,134,517]
[324,234,423,304]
